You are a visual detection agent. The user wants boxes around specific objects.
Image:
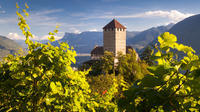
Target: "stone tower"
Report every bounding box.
[103,19,126,56]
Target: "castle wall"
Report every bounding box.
[103,28,115,53]
[103,28,126,56]
[115,28,126,55]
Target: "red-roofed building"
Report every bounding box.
[91,19,132,60]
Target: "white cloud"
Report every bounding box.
[143,10,194,23]
[7,32,63,40]
[7,33,25,40]
[69,28,81,34]
[27,9,64,27]
[0,10,5,14]
[73,29,81,34]
[0,17,16,24]
[34,9,63,16]
[89,29,98,32]
[84,10,194,23]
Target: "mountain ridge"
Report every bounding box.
[51,24,173,53]
[0,35,22,58]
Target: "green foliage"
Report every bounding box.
[119,32,200,111]
[101,51,115,74]
[87,74,120,111]
[79,51,115,76]
[0,3,118,112]
[117,49,149,85]
[140,46,154,65]
[87,74,125,97]
[79,60,103,76]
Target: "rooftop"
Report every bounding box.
[103,19,126,29]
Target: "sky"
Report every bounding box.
[0,0,199,40]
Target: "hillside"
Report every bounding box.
[169,14,200,54]
[0,35,22,58]
[127,23,174,51]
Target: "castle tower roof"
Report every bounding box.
[103,19,126,29]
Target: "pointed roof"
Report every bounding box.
[103,19,126,29]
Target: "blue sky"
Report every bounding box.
[0,0,199,40]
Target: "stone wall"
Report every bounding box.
[115,28,126,56]
[103,28,126,56]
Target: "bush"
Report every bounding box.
[119,32,200,111]
[0,3,118,112]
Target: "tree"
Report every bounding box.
[140,46,154,65]
[119,32,200,111]
[0,3,118,111]
[117,49,149,85]
[101,51,115,74]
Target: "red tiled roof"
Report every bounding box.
[91,46,133,55]
[103,19,126,29]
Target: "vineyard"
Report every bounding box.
[0,2,200,112]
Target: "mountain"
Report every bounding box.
[52,31,141,53]
[15,39,49,48]
[52,24,173,54]
[169,14,200,54]
[127,23,174,51]
[0,35,22,58]
[52,32,103,53]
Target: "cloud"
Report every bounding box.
[69,28,81,34]
[33,9,63,16]
[73,29,81,34]
[0,10,5,14]
[28,9,88,28]
[0,9,63,25]
[143,10,194,23]
[0,5,6,14]
[28,9,64,27]
[0,17,16,24]
[83,10,194,23]
[7,33,25,40]
[89,29,98,32]
[7,32,63,40]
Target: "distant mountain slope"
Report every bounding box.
[51,24,173,54]
[52,31,141,53]
[0,35,22,58]
[52,32,103,53]
[169,14,200,54]
[127,23,174,51]
[15,39,49,48]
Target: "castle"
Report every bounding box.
[91,19,132,59]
